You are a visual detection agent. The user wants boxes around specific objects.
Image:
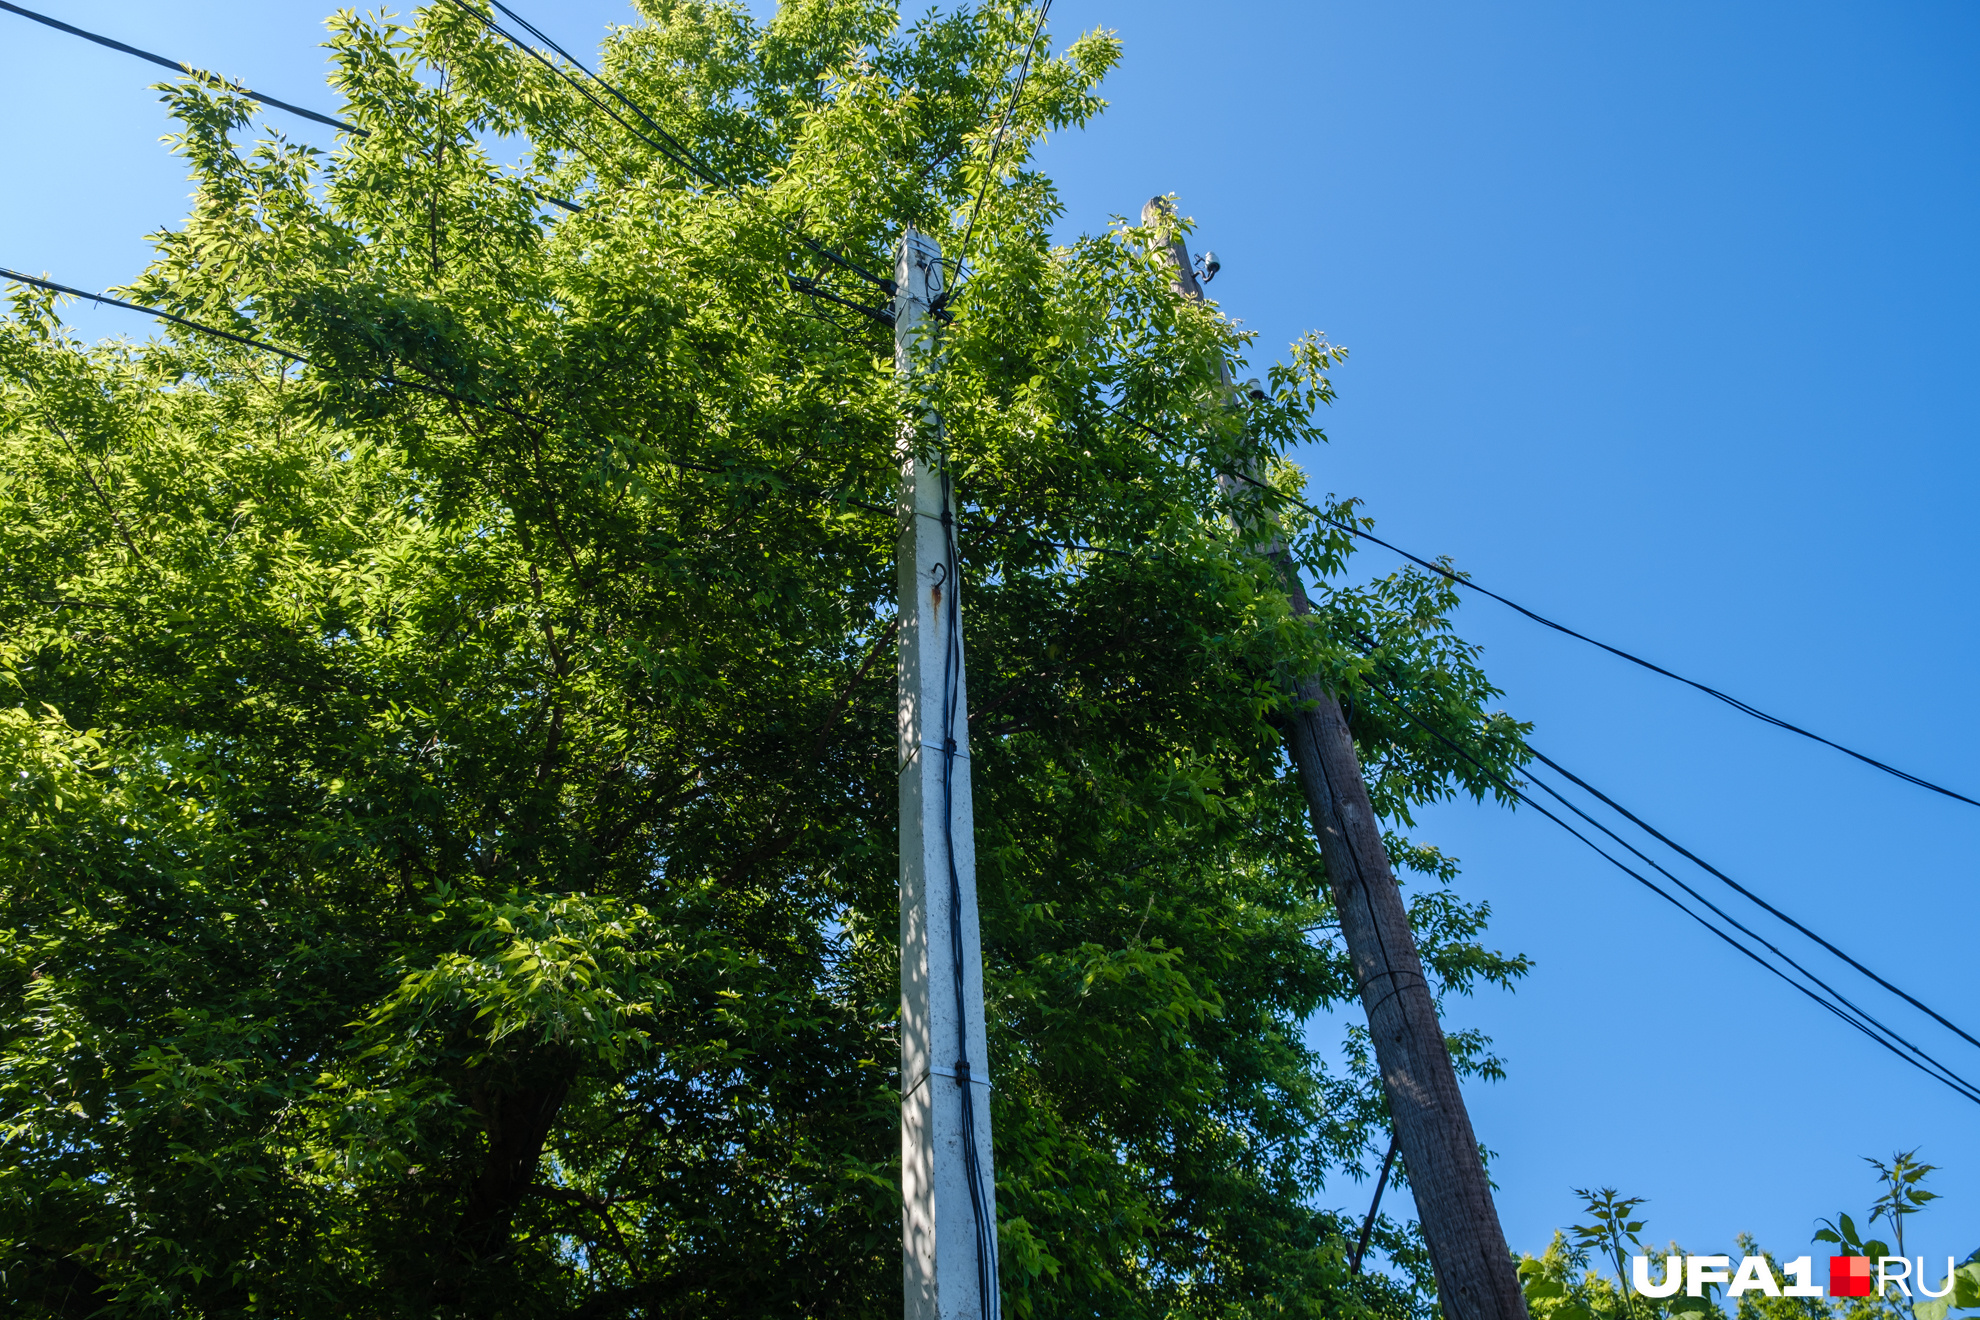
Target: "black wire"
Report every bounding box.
[440,0,704,178]
[1349,1131,1399,1276]
[502,0,892,292]
[1510,761,1980,1095]
[1358,680,1980,1107]
[1218,465,1980,813]
[5,264,1162,579]
[0,266,709,454]
[953,0,1053,288]
[939,473,999,1320]
[786,275,895,328]
[0,0,360,135]
[1,0,584,215]
[483,0,728,186]
[1524,744,1980,1054]
[446,0,893,292]
[3,269,309,362]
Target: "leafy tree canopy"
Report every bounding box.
[0,1,1530,1315]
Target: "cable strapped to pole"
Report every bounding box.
[893,228,997,1320]
[940,470,999,1320]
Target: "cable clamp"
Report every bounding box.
[921,1062,990,1090]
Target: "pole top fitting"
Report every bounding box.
[894,228,945,308]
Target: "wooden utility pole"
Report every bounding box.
[894,227,1000,1320]
[1142,198,1527,1320]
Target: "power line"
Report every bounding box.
[11,0,940,310]
[1357,679,1980,1107]
[438,0,707,184]
[1524,744,1980,1054]
[476,0,729,185]
[2,266,680,442]
[1136,350,1980,1090]
[2,0,584,216]
[0,0,358,136]
[3,268,309,363]
[1510,760,1980,1096]
[2,265,1154,568]
[953,0,1054,288]
[1218,464,1980,812]
[443,0,893,293]
[475,0,894,290]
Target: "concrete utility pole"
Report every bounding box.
[894,228,1000,1320]
[1142,198,1527,1320]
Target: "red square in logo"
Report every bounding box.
[1830,1257,1873,1298]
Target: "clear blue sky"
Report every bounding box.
[7,0,1977,1270]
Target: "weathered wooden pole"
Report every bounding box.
[1143,197,1528,1320]
[894,227,1000,1320]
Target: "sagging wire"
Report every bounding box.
[1218,464,1980,813]
[1,0,583,215]
[0,0,359,136]
[0,266,1148,571]
[785,275,895,329]
[442,0,896,296]
[1355,677,1980,1107]
[950,0,1055,294]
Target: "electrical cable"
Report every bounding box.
[1523,744,1980,1054]
[444,0,893,293]
[480,0,728,186]
[0,266,723,452]
[2,269,309,363]
[1216,464,1980,813]
[785,275,895,329]
[439,0,703,182]
[0,0,584,215]
[5,263,1160,579]
[0,0,359,135]
[1508,761,1980,1095]
[1356,680,1980,1107]
[939,467,1000,1320]
[952,0,1053,288]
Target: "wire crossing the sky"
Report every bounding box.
[953,0,1054,288]
[1359,679,1980,1107]
[441,0,895,295]
[1220,466,1980,812]
[1525,745,1980,1053]
[0,0,587,215]
[0,0,359,135]
[0,265,1140,566]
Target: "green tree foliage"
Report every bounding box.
[1518,1165,1980,1320]
[0,2,1531,1315]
